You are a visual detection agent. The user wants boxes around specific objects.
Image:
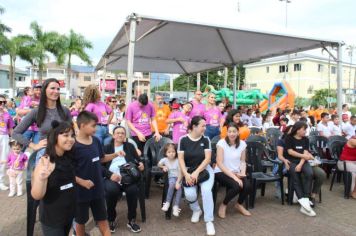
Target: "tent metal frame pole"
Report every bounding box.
[233,65,237,108]
[126,14,137,105]
[101,57,107,101]
[337,43,343,116]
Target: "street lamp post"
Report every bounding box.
[346,45,355,103]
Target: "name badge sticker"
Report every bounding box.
[60,183,73,191]
[200,143,204,147]
[92,157,100,162]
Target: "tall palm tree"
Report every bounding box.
[0,6,11,34]
[2,35,32,96]
[0,6,11,59]
[57,29,92,96]
[27,21,63,83]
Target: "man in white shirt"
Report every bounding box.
[328,114,342,136]
[251,110,263,128]
[342,115,356,140]
[317,112,332,138]
[342,104,352,121]
[242,108,253,127]
[287,110,300,126]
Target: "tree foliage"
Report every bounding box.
[311,89,337,107]
[156,65,245,92]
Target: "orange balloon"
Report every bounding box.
[239,126,250,140]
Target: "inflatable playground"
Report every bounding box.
[203,81,295,112]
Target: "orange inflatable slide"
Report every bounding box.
[259,81,295,113]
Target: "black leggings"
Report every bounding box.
[215,172,250,205]
[104,179,139,222]
[289,161,313,199]
[132,135,152,155]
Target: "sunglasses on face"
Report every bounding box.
[0,101,6,105]
[111,100,117,103]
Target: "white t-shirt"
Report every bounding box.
[328,121,342,136]
[214,139,247,174]
[342,111,352,120]
[251,116,262,128]
[317,122,332,137]
[158,158,180,178]
[342,123,356,140]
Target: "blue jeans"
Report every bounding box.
[165,177,183,207]
[95,125,112,145]
[22,130,40,151]
[184,165,215,222]
[204,125,220,140]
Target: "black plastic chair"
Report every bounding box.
[246,135,267,145]
[309,130,320,136]
[246,141,284,208]
[327,135,347,149]
[210,135,221,165]
[249,127,262,135]
[266,128,282,158]
[329,140,352,198]
[143,137,173,198]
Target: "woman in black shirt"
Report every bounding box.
[178,116,215,236]
[31,121,76,236]
[285,121,315,217]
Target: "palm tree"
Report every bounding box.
[57,29,92,96]
[27,21,63,83]
[2,35,32,96]
[0,6,11,34]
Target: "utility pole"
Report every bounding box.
[346,45,355,103]
[224,67,228,88]
[197,73,201,91]
[279,0,291,80]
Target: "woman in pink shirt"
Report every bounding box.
[203,93,224,139]
[167,102,193,143]
[83,85,113,145]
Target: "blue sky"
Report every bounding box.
[1,0,356,71]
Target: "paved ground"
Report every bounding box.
[1,178,356,236]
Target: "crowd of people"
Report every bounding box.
[0,80,355,235]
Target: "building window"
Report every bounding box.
[83,76,91,81]
[318,64,323,72]
[307,86,313,94]
[294,63,301,71]
[266,66,269,73]
[279,65,288,73]
[250,83,257,88]
[331,66,336,74]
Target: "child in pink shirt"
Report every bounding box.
[6,141,28,197]
[0,95,15,191]
[167,102,192,143]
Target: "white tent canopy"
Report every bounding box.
[97,13,344,113]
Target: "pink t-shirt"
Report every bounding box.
[0,111,15,135]
[189,101,206,118]
[125,101,155,137]
[7,152,28,170]
[85,101,112,125]
[18,96,40,131]
[169,111,191,143]
[204,107,222,127]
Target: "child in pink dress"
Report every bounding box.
[6,141,28,197]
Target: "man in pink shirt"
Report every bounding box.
[125,94,161,153]
[189,90,206,118]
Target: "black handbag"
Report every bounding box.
[182,166,210,187]
[119,161,141,185]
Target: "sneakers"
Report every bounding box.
[0,183,9,191]
[206,222,216,236]
[161,202,170,212]
[300,206,316,217]
[17,191,23,197]
[172,205,181,217]
[298,198,312,212]
[8,191,15,197]
[191,210,202,223]
[109,221,116,233]
[127,221,141,233]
